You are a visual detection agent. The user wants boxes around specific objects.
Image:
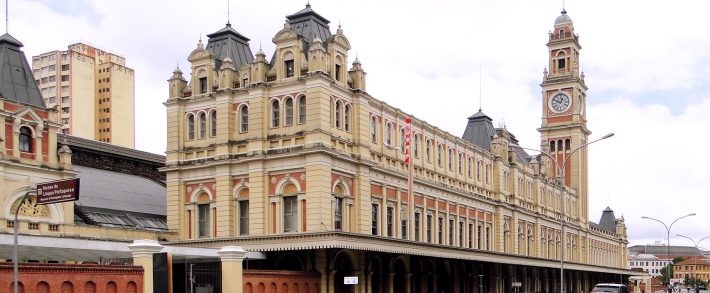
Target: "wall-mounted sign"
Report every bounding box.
[344,276,358,285]
[36,178,80,205]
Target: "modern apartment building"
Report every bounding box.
[31,43,135,148]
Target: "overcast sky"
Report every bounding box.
[12,0,710,247]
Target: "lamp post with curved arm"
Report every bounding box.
[676,234,710,286]
[640,214,696,285]
[518,132,614,293]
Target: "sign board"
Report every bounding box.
[344,276,358,285]
[512,282,522,287]
[36,178,80,205]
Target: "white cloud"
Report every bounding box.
[11,0,710,245]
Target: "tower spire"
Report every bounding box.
[227,0,230,26]
[478,66,482,112]
[5,0,8,33]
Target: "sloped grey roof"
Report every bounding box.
[598,206,617,233]
[462,110,495,151]
[509,144,532,166]
[0,33,45,108]
[555,10,573,25]
[628,245,702,257]
[286,4,332,54]
[59,133,164,164]
[73,165,166,216]
[205,23,254,70]
[77,206,167,231]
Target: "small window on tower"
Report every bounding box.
[285,59,295,78]
[565,139,571,150]
[550,141,556,152]
[199,77,207,94]
[558,58,566,69]
[559,29,565,38]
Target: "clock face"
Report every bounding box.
[550,93,571,113]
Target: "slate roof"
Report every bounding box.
[59,133,164,164]
[73,165,166,215]
[286,4,332,54]
[205,23,254,70]
[462,110,495,151]
[598,206,617,233]
[0,33,45,108]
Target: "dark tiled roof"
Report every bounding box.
[206,23,254,70]
[59,134,164,164]
[598,206,617,233]
[286,4,332,54]
[462,110,495,151]
[76,206,167,231]
[73,165,166,216]
[0,33,44,108]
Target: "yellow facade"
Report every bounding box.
[31,43,135,148]
[163,6,628,273]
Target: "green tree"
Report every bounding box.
[660,257,686,285]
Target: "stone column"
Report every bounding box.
[218,246,248,293]
[128,239,164,293]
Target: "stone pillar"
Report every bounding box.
[218,246,248,293]
[128,239,164,293]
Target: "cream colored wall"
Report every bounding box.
[109,64,135,148]
[68,51,96,139]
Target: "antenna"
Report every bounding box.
[562,0,566,11]
[227,0,230,25]
[5,0,8,33]
[478,66,482,111]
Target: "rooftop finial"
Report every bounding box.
[227,0,230,26]
[478,65,483,112]
[5,0,8,33]
[306,0,310,8]
[562,0,566,14]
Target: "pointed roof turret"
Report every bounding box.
[205,22,254,70]
[0,33,45,108]
[285,4,332,53]
[462,110,495,151]
[598,206,617,233]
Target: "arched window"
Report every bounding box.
[210,111,217,137]
[187,114,195,140]
[62,281,73,293]
[335,56,343,82]
[485,164,490,184]
[127,282,137,293]
[85,281,96,293]
[237,188,249,235]
[400,127,405,154]
[371,116,377,143]
[37,281,49,293]
[448,149,453,171]
[298,96,306,124]
[284,52,295,78]
[335,101,341,128]
[199,112,206,139]
[196,193,211,238]
[282,183,299,233]
[241,73,249,87]
[333,184,346,231]
[385,123,392,145]
[285,98,294,126]
[240,106,248,133]
[467,157,472,178]
[106,282,117,293]
[271,100,280,127]
[559,29,565,38]
[425,139,431,162]
[344,104,350,131]
[413,134,419,158]
[19,126,32,152]
[550,140,556,152]
[476,161,482,180]
[437,144,442,167]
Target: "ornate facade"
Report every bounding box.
[164,5,632,293]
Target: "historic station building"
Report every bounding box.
[161,4,633,293]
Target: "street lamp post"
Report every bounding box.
[519,132,614,293]
[640,214,696,286]
[676,234,710,287]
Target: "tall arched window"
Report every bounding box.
[437,144,442,167]
[196,193,211,238]
[458,153,463,174]
[385,123,392,145]
[199,112,206,138]
[284,52,295,78]
[271,100,280,127]
[413,134,419,158]
[559,29,565,38]
[426,139,431,162]
[344,104,351,131]
[448,149,453,170]
[282,183,298,233]
[370,116,377,143]
[187,114,195,140]
[210,111,217,137]
[298,96,306,124]
[335,101,341,128]
[240,106,248,133]
[333,184,346,231]
[19,126,32,152]
[285,98,294,126]
[476,161,482,180]
[400,127,405,154]
[467,157,472,178]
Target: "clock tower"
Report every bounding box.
[539,9,591,223]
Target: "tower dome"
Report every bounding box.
[554,10,573,26]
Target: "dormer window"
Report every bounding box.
[285,59,295,78]
[19,126,33,152]
[199,77,207,94]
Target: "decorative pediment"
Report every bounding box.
[14,107,43,123]
[273,28,299,43]
[188,47,213,63]
[330,34,351,50]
